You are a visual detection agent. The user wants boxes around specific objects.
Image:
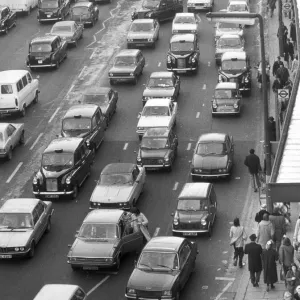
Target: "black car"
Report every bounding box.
[32,137,94,200]
[61,104,106,151]
[0,6,16,34]
[167,34,200,74]
[26,35,68,70]
[219,51,251,95]
[37,0,71,23]
[137,127,178,172]
[131,0,183,22]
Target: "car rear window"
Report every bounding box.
[1,85,13,94]
[30,43,52,53]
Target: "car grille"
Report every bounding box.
[177,58,186,68]
[178,30,193,33]
[113,73,131,77]
[0,247,8,253]
[179,222,201,230]
[136,290,162,298]
[142,158,163,165]
[46,179,58,192]
[229,78,238,82]
[73,257,107,262]
[138,12,146,18]
[133,39,148,42]
[98,203,119,208]
[196,3,204,6]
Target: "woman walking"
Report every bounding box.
[286,263,300,295]
[279,237,295,281]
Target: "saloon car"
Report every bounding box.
[0,123,25,160]
[26,36,68,70]
[172,183,217,237]
[67,210,144,271]
[125,236,198,300]
[49,21,84,47]
[227,0,250,13]
[137,127,178,171]
[70,1,99,26]
[136,99,177,139]
[127,19,160,49]
[108,49,145,85]
[167,34,200,74]
[82,88,118,128]
[0,6,16,34]
[32,138,94,200]
[187,0,214,12]
[0,198,53,259]
[215,22,244,41]
[191,133,234,179]
[34,285,87,300]
[218,51,251,95]
[172,13,199,35]
[212,82,242,115]
[142,72,180,105]
[37,0,71,23]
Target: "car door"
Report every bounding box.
[21,75,32,106]
[6,124,17,148]
[55,38,63,62]
[26,72,36,102]
[178,242,193,288]
[92,109,105,148]
[32,207,44,242]
[170,102,177,127]
[79,144,92,184]
[2,8,9,28]
[131,167,141,202]
[173,74,179,95]
[36,201,48,235]
[209,186,217,223]
[121,223,143,254]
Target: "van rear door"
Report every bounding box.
[0,84,17,109]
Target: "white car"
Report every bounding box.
[172,13,200,35]
[136,98,177,138]
[227,0,250,13]
[187,0,214,12]
[215,22,244,41]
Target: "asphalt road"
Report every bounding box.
[0,0,264,299]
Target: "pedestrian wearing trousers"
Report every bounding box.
[290,18,297,50]
[279,237,295,280]
[244,149,262,192]
[286,263,300,295]
[269,207,286,252]
[244,234,263,287]
[257,213,275,249]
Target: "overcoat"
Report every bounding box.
[244,242,263,272]
[262,248,278,284]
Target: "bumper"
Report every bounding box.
[191,172,230,178]
[172,228,208,234]
[125,294,175,300]
[0,108,20,116]
[187,5,212,11]
[33,190,74,198]
[137,131,146,138]
[0,249,30,259]
[239,86,251,91]
[0,152,8,158]
[212,109,240,115]
[138,163,170,169]
[110,76,135,82]
[38,17,61,21]
[27,63,56,68]
[167,67,196,73]
[127,41,154,47]
[68,260,116,269]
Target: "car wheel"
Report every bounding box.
[28,242,35,258]
[72,185,79,200]
[166,165,172,172]
[20,105,26,117]
[19,131,25,145]
[27,6,31,16]
[61,13,65,21]
[175,291,180,300]
[109,79,115,85]
[80,32,83,40]
[105,117,109,129]
[55,60,60,70]
[71,265,80,271]
[64,52,68,60]
[152,42,156,49]
[115,255,121,271]
[192,175,197,182]
[33,91,39,104]
[4,26,8,34]
[74,40,78,48]
[133,76,138,85]
[45,218,51,233]
[13,21,16,27]
[7,148,13,161]
[208,224,212,237]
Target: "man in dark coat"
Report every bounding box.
[267,117,276,141]
[272,56,282,77]
[262,240,278,292]
[272,76,282,94]
[245,234,263,287]
[269,207,286,252]
[276,63,290,86]
[255,204,270,223]
[244,149,262,192]
[290,19,297,49]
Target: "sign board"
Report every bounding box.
[206,12,256,25]
[269,182,300,203]
[278,89,290,102]
[283,2,292,12]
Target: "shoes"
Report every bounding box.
[254,188,258,192]
[239,265,243,268]
[256,282,259,287]
[266,286,270,292]
[271,284,275,289]
[233,259,237,266]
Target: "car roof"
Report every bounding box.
[53,21,75,27]
[175,12,195,17]
[84,209,124,223]
[31,35,57,44]
[198,133,227,143]
[34,284,82,300]
[116,49,140,57]
[144,98,172,107]
[170,34,195,43]
[144,236,185,252]
[0,198,40,213]
[0,70,29,84]
[63,104,98,119]
[178,183,212,199]
[101,163,136,175]
[221,51,246,60]
[84,87,111,95]
[229,0,248,4]
[132,18,154,24]
[215,82,238,89]
[73,1,92,7]
[143,127,170,137]
[150,72,173,78]
[219,34,241,39]
[44,138,83,154]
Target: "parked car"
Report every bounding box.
[70,1,99,27]
[191,133,234,180]
[167,34,200,74]
[142,72,181,105]
[34,285,86,300]
[172,183,217,237]
[0,198,53,258]
[125,236,198,300]
[89,163,146,209]
[187,0,214,12]
[227,0,249,13]
[137,127,178,171]
[1,0,39,15]
[37,0,71,23]
[48,21,84,47]
[26,35,68,70]
[172,13,199,35]
[32,137,94,200]
[67,209,144,271]
[212,82,242,116]
[61,104,105,151]
[0,6,16,34]
[0,123,25,160]
[127,19,160,49]
[108,49,145,85]
[136,98,177,139]
[215,22,244,42]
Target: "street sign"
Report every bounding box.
[283,2,292,12]
[206,12,256,25]
[278,89,290,102]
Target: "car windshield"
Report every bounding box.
[171,41,194,52]
[42,153,74,171]
[174,16,195,24]
[219,22,240,29]
[147,78,174,88]
[0,213,33,230]
[72,6,89,15]
[222,59,246,72]
[141,137,168,149]
[30,43,52,53]
[142,0,160,9]
[40,1,59,9]
[228,4,247,11]
[62,117,91,132]
[114,56,136,66]
[83,94,109,106]
[196,142,227,155]
[217,38,242,48]
[177,199,208,211]
[78,223,118,240]
[138,251,179,271]
[215,89,237,98]
[142,106,170,116]
[131,22,154,32]
[1,85,13,94]
[52,25,72,33]
[100,173,133,185]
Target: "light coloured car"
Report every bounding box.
[127,19,160,49]
[172,13,199,35]
[187,0,214,12]
[34,285,86,300]
[136,98,177,138]
[0,123,24,160]
[227,0,250,13]
[89,163,146,209]
[215,22,244,41]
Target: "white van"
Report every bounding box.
[0,70,39,117]
[0,0,39,15]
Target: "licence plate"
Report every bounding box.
[38,60,42,64]
[118,79,128,82]
[45,195,59,199]
[136,44,144,46]
[47,15,51,18]
[83,266,98,270]
[177,70,186,73]
[0,255,12,259]
[183,232,197,236]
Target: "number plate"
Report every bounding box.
[0,255,12,259]
[83,266,98,270]
[38,60,43,64]
[136,44,144,46]
[177,70,186,73]
[47,15,51,18]
[183,232,197,236]
[45,195,59,199]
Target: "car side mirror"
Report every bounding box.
[68,244,72,248]
[171,212,175,216]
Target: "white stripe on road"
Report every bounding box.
[78,66,87,78]
[215,277,235,281]
[67,84,74,95]
[173,182,179,190]
[6,162,23,183]
[208,61,211,67]
[158,62,161,67]
[24,136,32,146]
[196,112,200,118]
[214,282,233,300]
[123,143,128,150]
[48,107,60,123]
[153,227,160,237]
[87,276,110,296]
[202,84,206,89]
[86,35,96,48]
[187,143,191,150]
[30,133,43,150]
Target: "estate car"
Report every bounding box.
[34,285,86,300]
[227,0,250,13]
[70,1,99,26]
[187,0,214,12]
[0,6,16,34]
[172,13,199,35]
[215,22,244,42]
[37,0,71,23]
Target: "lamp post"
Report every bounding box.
[278,0,284,56]
[206,12,273,213]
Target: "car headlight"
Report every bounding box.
[128,39,133,42]
[187,3,194,6]
[137,156,141,162]
[138,127,144,131]
[233,103,239,109]
[173,29,178,33]
[194,168,202,173]
[127,288,136,295]
[244,77,249,83]
[109,73,113,77]
[164,157,169,162]
[204,2,209,6]
[15,248,20,252]
[148,38,153,42]
[218,168,227,172]
[33,176,38,185]
[201,219,207,225]
[162,290,172,296]
[191,30,197,33]
[130,72,134,76]
[146,12,153,18]
[173,217,179,225]
[0,148,6,153]
[66,176,72,185]
[105,258,113,262]
[143,96,151,100]
[212,102,218,108]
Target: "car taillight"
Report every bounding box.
[15,98,18,106]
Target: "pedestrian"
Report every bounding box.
[278,21,288,45]
[284,291,293,300]
[279,237,294,284]
[273,56,282,77]
[273,76,283,94]
[295,244,300,268]
[293,214,300,249]
[267,116,277,142]
[269,206,286,251]
[295,285,300,300]
[244,149,262,192]
[257,213,275,249]
[290,18,297,50]
[286,38,295,68]
[291,54,299,82]
[229,217,247,268]
[286,263,300,295]
[284,41,291,68]
[262,240,278,292]
[268,0,276,17]
[244,234,263,287]
[255,203,271,223]
[276,62,290,86]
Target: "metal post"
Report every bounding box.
[275,93,280,140]
[278,0,284,56]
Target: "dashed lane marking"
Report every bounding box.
[187,143,191,150]
[48,107,60,123]
[202,84,206,89]
[158,62,161,67]
[173,182,179,190]
[87,276,110,296]
[123,143,128,150]
[215,277,235,281]
[196,112,200,118]
[24,136,32,146]
[67,84,74,95]
[214,282,233,300]
[30,133,43,151]
[208,61,211,66]
[153,227,160,237]
[6,162,23,183]
[78,66,87,78]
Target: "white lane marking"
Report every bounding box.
[78,66,87,78]
[214,282,233,300]
[235,177,241,180]
[48,107,60,123]
[158,62,161,67]
[173,182,179,190]
[67,84,74,95]
[86,35,96,48]
[196,112,200,118]
[187,143,191,150]
[202,103,205,106]
[215,277,235,281]
[6,162,23,183]
[153,227,160,237]
[208,61,211,66]
[123,143,128,150]
[30,133,43,151]
[202,84,206,90]
[87,276,110,296]
[24,136,32,146]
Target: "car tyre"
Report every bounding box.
[115,255,121,271]
[45,218,51,233]
[28,242,35,258]
[71,265,80,271]
[19,131,25,145]
[55,60,60,70]
[110,79,115,85]
[208,223,212,237]
[4,26,8,34]
[152,42,156,49]
[133,76,138,85]
[175,291,180,300]
[166,165,172,172]
[192,175,197,182]
[74,40,78,48]
[33,91,39,104]
[72,185,79,200]
[7,147,13,161]
[20,105,26,117]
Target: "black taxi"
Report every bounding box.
[26,35,68,70]
[37,0,71,23]
[61,104,105,151]
[32,137,94,200]
[131,0,183,22]
[0,6,16,34]
[167,34,200,74]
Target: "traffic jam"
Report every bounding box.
[0,0,259,299]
